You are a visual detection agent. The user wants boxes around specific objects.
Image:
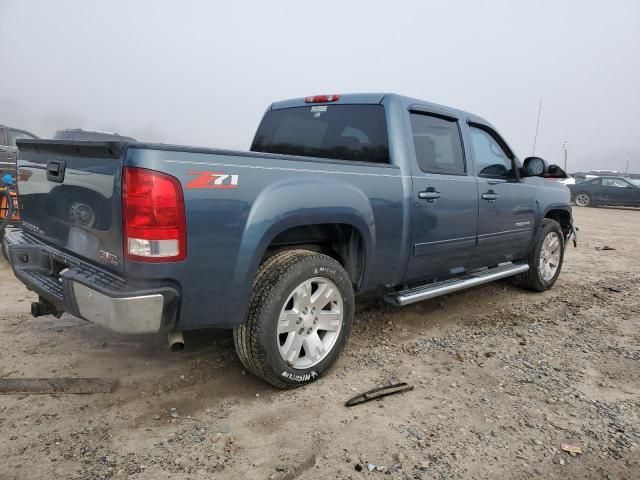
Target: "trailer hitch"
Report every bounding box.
[31,296,63,318]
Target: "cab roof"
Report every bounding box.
[269,93,492,126]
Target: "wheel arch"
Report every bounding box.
[543,206,573,237]
[228,178,375,328]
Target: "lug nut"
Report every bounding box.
[313,318,318,325]
[306,328,312,335]
[298,328,305,334]
[297,317,302,325]
[303,307,308,314]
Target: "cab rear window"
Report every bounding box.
[251,105,390,163]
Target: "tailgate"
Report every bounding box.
[16,140,127,273]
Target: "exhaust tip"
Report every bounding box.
[168,331,184,352]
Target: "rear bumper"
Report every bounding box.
[3,230,179,334]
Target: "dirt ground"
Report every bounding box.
[0,206,638,480]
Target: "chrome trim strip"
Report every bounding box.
[477,228,532,238]
[415,235,477,247]
[165,159,404,178]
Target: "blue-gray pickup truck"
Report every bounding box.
[4,93,575,388]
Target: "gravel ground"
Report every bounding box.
[0,206,638,480]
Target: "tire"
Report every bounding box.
[233,249,354,388]
[574,192,591,207]
[515,218,565,292]
[0,189,13,232]
[0,230,6,262]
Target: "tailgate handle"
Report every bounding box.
[46,160,66,183]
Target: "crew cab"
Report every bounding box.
[4,93,575,388]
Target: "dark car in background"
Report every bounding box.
[0,125,39,179]
[569,176,640,207]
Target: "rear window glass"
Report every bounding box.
[251,105,390,163]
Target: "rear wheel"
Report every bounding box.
[515,218,565,292]
[234,250,354,388]
[574,192,591,207]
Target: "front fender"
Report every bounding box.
[229,177,375,327]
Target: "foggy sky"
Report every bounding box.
[1,0,639,173]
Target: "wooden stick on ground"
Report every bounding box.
[0,378,118,394]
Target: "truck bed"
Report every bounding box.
[13,139,407,330]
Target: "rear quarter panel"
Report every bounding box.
[123,146,405,329]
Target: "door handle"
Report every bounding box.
[418,189,441,202]
[46,160,66,183]
[482,190,499,201]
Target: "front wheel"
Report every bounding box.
[234,250,354,388]
[574,192,591,207]
[515,219,565,292]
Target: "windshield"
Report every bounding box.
[251,105,390,163]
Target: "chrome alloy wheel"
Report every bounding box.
[277,277,343,369]
[575,193,590,207]
[539,232,561,282]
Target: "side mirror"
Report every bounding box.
[523,156,548,177]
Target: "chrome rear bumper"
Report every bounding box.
[73,283,165,334]
[4,230,178,334]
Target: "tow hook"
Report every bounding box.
[31,296,63,318]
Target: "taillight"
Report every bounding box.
[304,94,341,103]
[122,167,187,262]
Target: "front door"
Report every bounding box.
[405,109,478,282]
[468,123,535,266]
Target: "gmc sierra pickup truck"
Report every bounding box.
[4,93,575,388]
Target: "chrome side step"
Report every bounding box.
[384,263,529,306]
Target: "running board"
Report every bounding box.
[384,263,529,306]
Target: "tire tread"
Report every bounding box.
[515,218,563,292]
[233,249,348,388]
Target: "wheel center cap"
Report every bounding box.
[303,314,314,329]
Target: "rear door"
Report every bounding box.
[467,123,535,266]
[601,177,638,205]
[404,108,478,282]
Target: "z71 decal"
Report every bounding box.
[186,171,239,189]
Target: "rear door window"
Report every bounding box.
[602,178,629,188]
[409,113,466,175]
[252,105,390,163]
